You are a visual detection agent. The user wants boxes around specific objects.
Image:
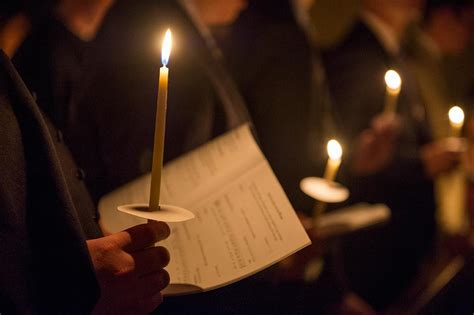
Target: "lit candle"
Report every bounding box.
[384,69,402,113]
[149,29,172,212]
[448,105,464,137]
[323,139,342,182]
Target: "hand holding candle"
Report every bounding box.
[300,139,347,224]
[384,69,402,113]
[448,105,464,137]
[310,140,343,225]
[149,29,172,212]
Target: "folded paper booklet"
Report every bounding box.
[99,124,311,295]
[317,203,391,238]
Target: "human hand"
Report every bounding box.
[421,137,464,178]
[277,212,325,282]
[371,111,402,139]
[330,292,376,315]
[444,233,474,256]
[351,112,402,175]
[88,221,171,314]
[462,142,474,180]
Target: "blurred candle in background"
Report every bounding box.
[324,139,342,182]
[384,69,401,113]
[448,105,464,137]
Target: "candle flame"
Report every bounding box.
[161,29,172,66]
[384,70,402,91]
[327,139,342,160]
[449,106,464,125]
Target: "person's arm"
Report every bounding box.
[87,221,171,313]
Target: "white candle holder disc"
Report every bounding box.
[300,177,349,203]
[118,204,195,222]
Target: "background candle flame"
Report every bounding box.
[161,29,172,66]
[327,139,342,160]
[384,70,402,91]
[448,106,464,125]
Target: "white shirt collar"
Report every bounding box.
[361,10,400,56]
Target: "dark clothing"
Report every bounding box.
[12,16,104,200]
[227,0,328,213]
[323,21,436,308]
[13,17,90,133]
[14,0,251,202]
[11,2,254,313]
[0,51,100,313]
[224,1,345,312]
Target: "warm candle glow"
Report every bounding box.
[449,106,464,125]
[327,139,342,160]
[384,70,402,113]
[161,29,172,66]
[324,139,342,182]
[384,70,402,92]
[448,105,464,137]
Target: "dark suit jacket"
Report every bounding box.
[219,2,346,313]
[0,51,100,313]
[323,21,436,308]
[227,0,327,213]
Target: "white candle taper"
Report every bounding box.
[323,139,343,182]
[448,105,464,137]
[149,29,172,212]
[312,139,343,224]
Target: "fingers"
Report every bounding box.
[116,221,171,252]
[136,270,169,313]
[87,238,136,277]
[89,222,171,314]
[141,270,170,295]
[132,246,170,276]
[361,130,376,147]
[372,112,402,139]
[140,291,165,313]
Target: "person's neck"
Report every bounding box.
[0,13,31,57]
[363,5,412,41]
[361,10,402,55]
[421,26,443,59]
[178,0,223,60]
[56,0,114,41]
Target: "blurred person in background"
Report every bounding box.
[321,0,461,310]
[226,0,394,313]
[405,0,474,138]
[405,0,474,252]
